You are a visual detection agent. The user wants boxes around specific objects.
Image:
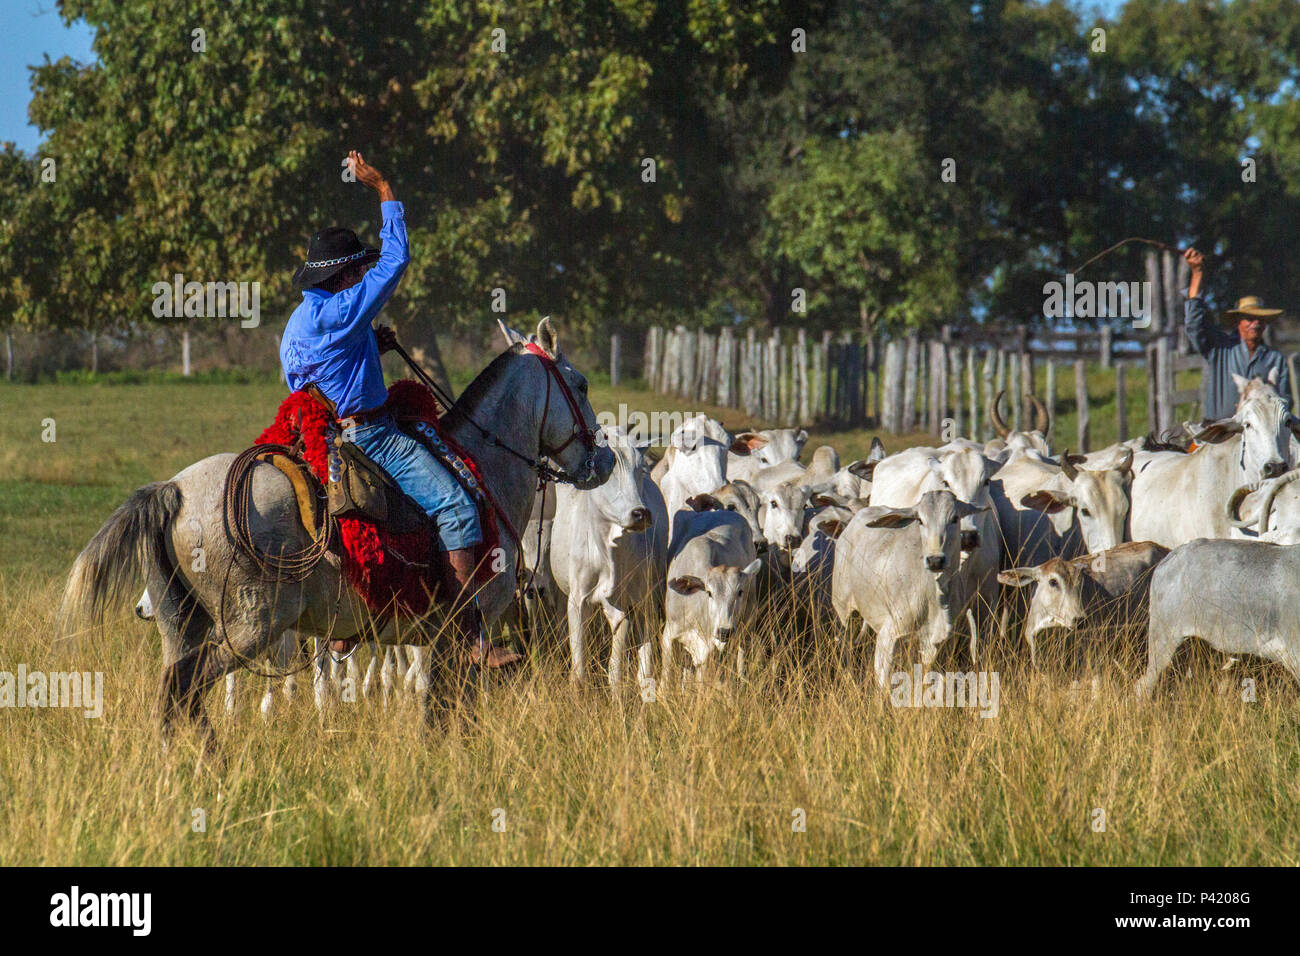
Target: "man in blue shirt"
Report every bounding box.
[282,151,519,667]
[1183,246,1290,420]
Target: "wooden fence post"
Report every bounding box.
[1075,358,1090,452]
[902,333,919,431]
[966,347,977,439]
[981,349,995,441]
[610,333,621,387]
[883,339,904,432]
[1116,360,1128,442]
[796,329,809,424]
[1045,358,1056,443]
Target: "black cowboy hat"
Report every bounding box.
[292,226,380,288]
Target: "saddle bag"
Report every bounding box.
[327,436,429,535]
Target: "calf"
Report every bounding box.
[661,510,762,683]
[998,541,1169,668]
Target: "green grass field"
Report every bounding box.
[2,370,1298,866]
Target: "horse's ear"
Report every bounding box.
[497,318,527,348]
[536,316,559,357]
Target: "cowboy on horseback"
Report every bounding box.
[281,151,521,668]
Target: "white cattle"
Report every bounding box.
[550,427,668,687]
[519,483,560,639]
[685,480,764,548]
[726,427,807,483]
[990,448,1134,567]
[761,481,812,552]
[832,490,989,688]
[790,506,852,618]
[985,390,1052,462]
[658,415,763,517]
[661,510,762,682]
[1138,538,1300,697]
[997,541,1169,668]
[1130,375,1295,548]
[1226,470,1300,544]
[869,447,1000,655]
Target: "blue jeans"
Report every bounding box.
[343,414,483,550]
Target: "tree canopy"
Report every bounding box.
[3,0,1300,355]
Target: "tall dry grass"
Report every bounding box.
[2,379,1297,866]
[3,567,1298,866]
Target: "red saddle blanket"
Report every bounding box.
[255,379,500,616]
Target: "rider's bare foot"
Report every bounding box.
[330,637,359,656]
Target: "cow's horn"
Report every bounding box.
[988,389,1011,438]
[1060,448,1079,481]
[1115,447,1134,473]
[1226,482,1262,528]
[1028,393,1050,435]
[1257,469,1300,534]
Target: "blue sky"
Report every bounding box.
[1,3,96,153]
[2,1,1129,154]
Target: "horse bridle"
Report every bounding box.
[523,342,601,486]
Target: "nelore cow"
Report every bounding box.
[550,427,668,688]
[661,509,762,684]
[832,490,990,689]
[1130,374,1297,548]
[1139,537,1300,697]
[998,541,1169,668]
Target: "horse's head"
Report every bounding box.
[497,317,614,489]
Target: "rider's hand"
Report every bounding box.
[374,324,398,354]
[347,150,395,203]
[1184,247,1204,298]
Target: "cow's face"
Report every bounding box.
[594,426,654,533]
[1022,454,1133,552]
[1233,374,1291,480]
[999,558,1088,639]
[668,559,764,654]
[927,448,994,515]
[762,483,811,552]
[865,490,982,576]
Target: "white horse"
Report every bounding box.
[59,318,614,754]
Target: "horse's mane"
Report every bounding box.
[443,344,527,427]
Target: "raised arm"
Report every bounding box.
[1183,247,1226,358]
[324,152,410,335]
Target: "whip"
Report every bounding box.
[1069,236,1183,275]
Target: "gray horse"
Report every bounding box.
[58,318,614,752]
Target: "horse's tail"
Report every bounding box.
[57,481,184,647]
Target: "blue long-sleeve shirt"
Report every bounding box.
[1184,296,1290,419]
[280,200,410,416]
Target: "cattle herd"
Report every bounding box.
[214,369,1300,716]
[521,368,1300,701]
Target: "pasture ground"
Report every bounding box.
[1,374,1296,865]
